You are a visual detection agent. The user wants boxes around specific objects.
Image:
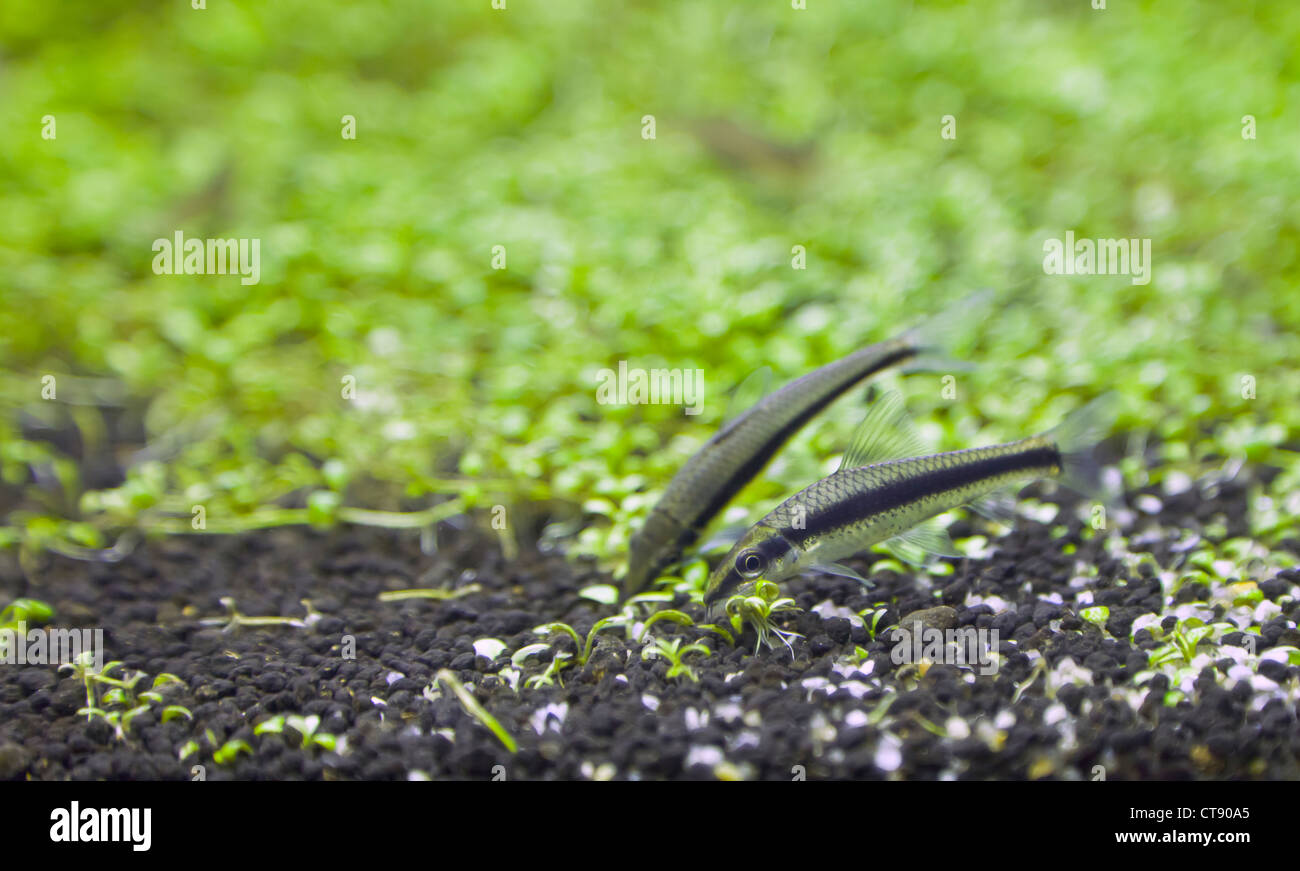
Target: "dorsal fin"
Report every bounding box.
[838,390,925,471]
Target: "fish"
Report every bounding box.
[620,293,990,598]
[703,390,1116,608]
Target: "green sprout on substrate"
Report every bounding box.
[181,716,348,767]
[254,714,340,752]
[1079,606,1110,631]
[1140,617,1250,670]
[211,739,253,766]
[378,584,482,603]
[512,612,629,688]
[428,669,517,754]
[180,729,255,766]
[510,589,749,687]
[642,637,711,682]
[58,652,192,739]
[2,3,1299,714]
[198,596,319,633]
[858,607,890,642]
[724,580,804,656]
[0,597,53,632]
[617,556,803,655]
[510,558,805,677]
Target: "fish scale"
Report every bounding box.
[621,337,917,596]
[774,438,1059,563]
[703,389,1115,607]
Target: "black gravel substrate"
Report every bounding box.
[2,465,1298,781]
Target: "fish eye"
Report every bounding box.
[736,549,766,579]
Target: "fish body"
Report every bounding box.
[623,340,933,597]
[620,295,990,598]
[703,394,1113,607]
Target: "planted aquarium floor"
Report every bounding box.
[2,467,1298,781]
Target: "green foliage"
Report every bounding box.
[212,739,253,766]
[1146,618,1237,668]
[641,637,710,682]
[433,669,517,753]
[197,596,309,632]
[858,607,890,642]
[1078,606,1111,631]
[726,580,804,656]
[0,598,53,631]
[254,714,339,752]
[57,654,191,740]
[0,0,1297,578]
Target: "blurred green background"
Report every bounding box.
[1,0,1297,568]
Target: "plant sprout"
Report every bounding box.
[530,614,629,672]
[199,596,308,632]
[58,655,192,738]
[160,705,193,723]
[255,714,339,752]
[138,673,186,705]
[858,607,889,641]
[637,609,695,643]
[58,650,102,720]
[524,652,572,689]
[1146,618,1236,667]
[378,583,483,602]
[1078,605,1110,631]
[724,580,803,656]
[213,739,253,766]
[0,597,53,632]
[641,637,710,682]
[432,669,517,754]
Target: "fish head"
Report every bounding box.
[703,526,799,609]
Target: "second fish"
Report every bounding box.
[621,293,988,597]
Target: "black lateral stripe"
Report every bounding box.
[690,343,916,529]
[806,443,1061,534]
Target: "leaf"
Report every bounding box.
[578,584,619,605]
[639,609,695,642]
[161,705,193,723]
[254,716,287,735]
[473,638,507,660]
[1079,606,1110,628]
[511,643,551,667]
[437,669,517,754]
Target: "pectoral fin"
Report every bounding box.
[810,562,873,587]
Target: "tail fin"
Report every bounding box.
[899,289,995,374]
[1044,393,1119,501]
